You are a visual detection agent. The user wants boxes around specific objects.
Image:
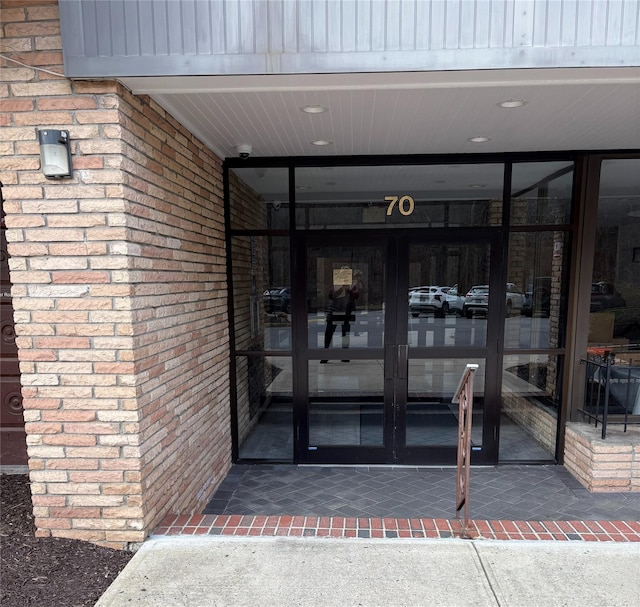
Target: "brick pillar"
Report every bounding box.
[1,1,231,548]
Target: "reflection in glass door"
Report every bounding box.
[304,238,390,462]
[302,234,499,464]
[401,241,494,463]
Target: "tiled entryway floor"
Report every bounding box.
[155,465,640,542]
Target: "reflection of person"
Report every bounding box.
[321,270,362,363]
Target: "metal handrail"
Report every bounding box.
[452,363,478,538]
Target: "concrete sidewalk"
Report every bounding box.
[96,536,640,607]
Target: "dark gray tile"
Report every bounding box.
[203,464,640,521]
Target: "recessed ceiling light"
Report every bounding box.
[468,136,491,143]
[498,99,527,108]
[311,139,333,146]
[301,105,328,114]
[296,185,311,190]
[469,184,486,189]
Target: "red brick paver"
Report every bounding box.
[154,514,640,542]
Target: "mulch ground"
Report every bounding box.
[1,474,134,606]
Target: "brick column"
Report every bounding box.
[1,1,231,548]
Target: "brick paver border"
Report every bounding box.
[154,514,640,542]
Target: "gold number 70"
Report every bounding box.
[385,195,415,216]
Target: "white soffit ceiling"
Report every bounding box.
[120,67,640,160]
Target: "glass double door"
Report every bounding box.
[298,231,502,464]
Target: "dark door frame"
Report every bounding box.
[293,227,503,465]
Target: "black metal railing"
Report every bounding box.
[578,349,640,439]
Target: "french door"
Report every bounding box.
[296,230,503,464]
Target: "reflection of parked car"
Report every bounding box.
[590,282,626,311]
[263,287,291,313]
[263,288,280,312]
[409,285,465,317]
[463,283,525,318]
[463,285,489,318]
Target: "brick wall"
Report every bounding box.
[1,0,231,548]
[564,423,640,492]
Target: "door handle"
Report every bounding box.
[397,345,408,380]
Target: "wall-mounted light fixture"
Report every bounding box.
[37,129,72,179]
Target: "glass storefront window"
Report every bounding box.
[504,231,569,349]
[308,359,385,446]
[225,156,583,465]
[511,162,573,225]
[231,235,291,351]
[229,167,289,230]
[407,243,490,348]
[588,159,640,351]
[581,159,640,423]
[500,354,560,461]
[408,242,492,347]
[407,358,484,447]
[295,164,503,229]
[236,355,292,460]
[306,244,385,351]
